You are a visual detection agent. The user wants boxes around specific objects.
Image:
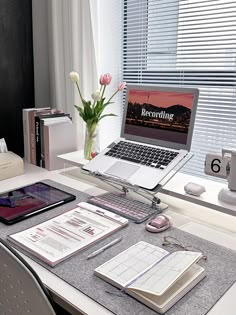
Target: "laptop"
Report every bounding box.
[82,85,199,190]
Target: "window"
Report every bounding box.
[123,0,236,179]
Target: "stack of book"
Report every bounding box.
[22,108,77,170]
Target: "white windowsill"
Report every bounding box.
[57,151,236,219]
[160,172,236,217]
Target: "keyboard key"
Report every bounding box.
[120,156,140,163]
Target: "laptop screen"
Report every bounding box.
[122,85,199,150]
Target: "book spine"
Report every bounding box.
[40,119,46,168]
[35,116,41,166]
[22,110,30,163]
[44,125,50,170]
[29,110,37,164]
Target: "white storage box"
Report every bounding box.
[0,152,24,180]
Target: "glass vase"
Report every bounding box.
[84,123,100,160]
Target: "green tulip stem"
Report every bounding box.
[84,124,98,160]
[84,135,93,160]
[101,85,106,99]
[76,82,84,103]
[107,89,119,104]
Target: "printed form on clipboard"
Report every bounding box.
[95,241,206,314]
[7,202,128,267]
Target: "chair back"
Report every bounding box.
[0,239,56,315]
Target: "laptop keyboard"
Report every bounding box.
[105,141,179,169]
[88,193,160,223]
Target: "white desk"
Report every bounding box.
[1,164,236,315]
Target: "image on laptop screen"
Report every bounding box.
[124,88,196,145]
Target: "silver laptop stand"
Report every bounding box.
[85,153,193,212]
[89,170,162,210]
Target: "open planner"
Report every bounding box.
[7,202,128,266]
[95,241,206,314]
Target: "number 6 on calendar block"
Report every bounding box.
[204,153,230,179]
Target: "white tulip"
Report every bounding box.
[91,90,101,101]
[69,71,80,83]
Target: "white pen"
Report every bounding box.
[87,237,122,260]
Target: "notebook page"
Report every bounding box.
[128,251,202,295]
[95,241,168,288]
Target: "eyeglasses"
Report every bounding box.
[162,236,207,261]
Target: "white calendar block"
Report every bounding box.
[205,153,230,179]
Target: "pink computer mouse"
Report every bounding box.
[145,214,173,233]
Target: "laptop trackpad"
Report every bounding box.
[105,162,139,179]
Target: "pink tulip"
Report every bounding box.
[99,75,103,85]
[91,152,97,159]
[99,73,112,85]
[118,82,126,91]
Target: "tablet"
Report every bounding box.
[0,182,76,224]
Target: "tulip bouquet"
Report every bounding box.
[70,71,126,159]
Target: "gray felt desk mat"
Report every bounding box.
[1,179,236,315]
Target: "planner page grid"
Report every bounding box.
[130,251,202,295]
[95,241,168,287]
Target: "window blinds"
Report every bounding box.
[123,0,236,178]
